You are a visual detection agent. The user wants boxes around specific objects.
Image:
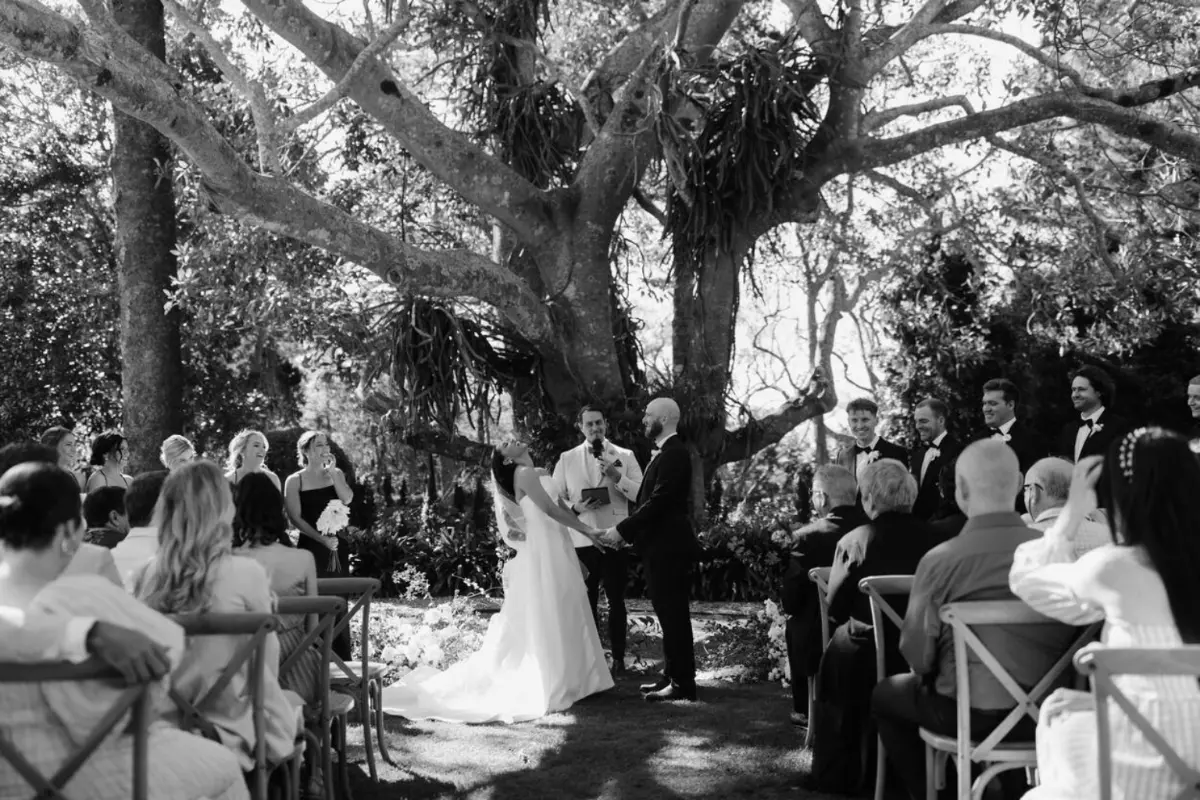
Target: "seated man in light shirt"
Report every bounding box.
[111,470,168,589]
[1010,455,1115,590]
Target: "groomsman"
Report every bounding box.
[909,397,961,519]
[1188,375,1200,437]
[1055,366,1128,461]
[834,398,907,479]
[552,405,643,673]
[974,378,1041,474]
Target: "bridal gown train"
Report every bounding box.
[379,476,614,723]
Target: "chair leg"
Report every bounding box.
[803,677,816,749]
[336,716,354,800]
[875,736,886,800]
[924,744,937,800]
[956,751,971,800]
[370,678,392,765]
[323,723,336,800]
[360,681,378,781]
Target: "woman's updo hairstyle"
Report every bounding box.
[160,435,196,470]
[0,462,82,551]
[490,447,518,499]
[89,431,126,467]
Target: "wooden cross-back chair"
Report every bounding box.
[277,594,351,800]
[804,566,833,749]
[1075,646,1200,800]
[0,659,154,799]
[169,612,302,800]
[920,602,1102,800]
[318,577,391,781]
[859,574,916,800]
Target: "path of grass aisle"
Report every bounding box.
[343,673,844,800]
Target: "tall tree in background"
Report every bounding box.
[110,0,182,471]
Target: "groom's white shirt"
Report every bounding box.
[552,439,644,548]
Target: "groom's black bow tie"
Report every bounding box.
[854,444,872,455]
[1081,419,1095,429]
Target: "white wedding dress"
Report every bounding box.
[379,476,614,723]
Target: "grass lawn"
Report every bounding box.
[341,672,845,800]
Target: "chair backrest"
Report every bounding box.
[318,577,381,682]
[940,601,1101,762]
[276,595,346,724]
[808,567,833,648]
[0,659,153,799]
[1075,646,1200,800]
[859,575,915,680]
[169,612,278,797]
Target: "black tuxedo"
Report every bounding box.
[972,419,1042,475]
[616,434,699,690]
[833,437,909,478]
[779,504,868,712]
[909,434,961,519]
[1055,410,1130,462]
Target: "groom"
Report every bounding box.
[601,398,700,703]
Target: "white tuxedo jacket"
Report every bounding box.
[551,439,644,548]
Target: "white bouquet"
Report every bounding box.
[316,499,350,570]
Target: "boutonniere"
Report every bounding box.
[864,450,881,464]
[927,447,941,459]
[650,448,662,460]
[991,431,1012,443]
[1092,422,1104,434]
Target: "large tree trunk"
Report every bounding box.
[111,0,182,473]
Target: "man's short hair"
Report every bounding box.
[982,378,1021,406]
[84,487,126,528]
[1190,375,1200,387]
[1071,365,1116,407]
[846,398,879,416]
[812,464,857,508]
[859,459,917,514]
[1028,458,1073,503]
[577,404,606,423]
[125,470,168,527]
[915,397,949,420]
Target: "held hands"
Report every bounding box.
[598,527,626,549]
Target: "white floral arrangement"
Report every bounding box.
[758,599,791,685]
[316,499,350,550]
[376,598,486,673]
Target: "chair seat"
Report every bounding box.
[330,661,389,683]
[919,727,1036,761]
[329,692,356,716]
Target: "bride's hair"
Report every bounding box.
[491,448,518,499]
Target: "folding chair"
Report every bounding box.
[859,574,915,800]
[319,577,391,781]
[920,602,1102,800]
[170,612,303,800]
[1075,646,1200,800]
[804,566,833,749]
[277,594,351,800]
[0,659,153,799]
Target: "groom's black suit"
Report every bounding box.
[616,434,700,692]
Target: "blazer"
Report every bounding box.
[1055,410,1130,462]
[616,435,700,561]
[972,419,1043,475]
[834,437,909,478]
[910,434,962,519]
[552,439,643,548]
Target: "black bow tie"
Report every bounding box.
[855,445,872,454]
[1081,419,1095,429]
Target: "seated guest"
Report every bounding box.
[159,434,196,471]
[910,398,961,519]
[872,441,1074,800]
[134,460,301,770]
[110,470,168,589]
[0,462,249,800]
[1055,366,1129,462]
[835,398,908,481]
[806,459,941,793]
[1014,457,1111,569]
[233,472,319,704]
[780,465,865,726]
[1012,431,1200,800]
[82,487,128,548]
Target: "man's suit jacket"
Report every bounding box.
[910,434,962,519]
[1055,410,1130,462]
[834,437,909,478]
[616,435,700,561]
[552,439,643,548]
[973,420,1043,475]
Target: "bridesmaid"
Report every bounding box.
[39,426,86,491]
[84,432,132,493]
[225,430,282,492]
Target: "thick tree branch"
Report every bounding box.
[861,94,972,133]
[719,367,837,464]
[234,0,556,244]
[783,0,836,62]
[0,0,554,340]
[863,0,986,76]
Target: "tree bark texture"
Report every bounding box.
[110,0,182,473]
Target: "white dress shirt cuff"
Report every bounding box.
[62,616,96,663]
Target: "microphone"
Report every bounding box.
[590,439,604,459]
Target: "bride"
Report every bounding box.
[379,439,615,723]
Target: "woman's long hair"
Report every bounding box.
[233,472,289,548]
[1106,428,1200,643]
[226,429,265,473]
[296,431,323,467]
[135,460,233,614]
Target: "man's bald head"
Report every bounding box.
[955,440,1021,516]
[647,397,681,423]
[1024,457,1073,519]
